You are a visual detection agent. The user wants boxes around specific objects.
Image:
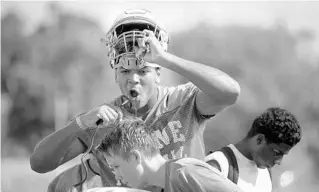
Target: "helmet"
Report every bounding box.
[103,9,169,69]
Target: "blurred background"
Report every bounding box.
[1,1,319,192]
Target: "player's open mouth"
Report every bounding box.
[129,89,139,98]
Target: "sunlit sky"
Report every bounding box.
[2,0,319,52]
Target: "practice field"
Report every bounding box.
[1,157,81,192]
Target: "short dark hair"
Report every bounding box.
[97,116,159,160]
[246,107,301,146]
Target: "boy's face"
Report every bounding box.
[253,135,293,168]
[105,152,145,188]
[115,66,160,109]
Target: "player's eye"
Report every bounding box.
[273,149,283,156]
[139,68,151,75]
[120,70,130,74]
[139,70,147,75]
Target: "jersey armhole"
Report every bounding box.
[219,146,239,184]
[205,151,230,179]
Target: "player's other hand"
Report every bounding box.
[140,29,166,64]
[79,104,123,128]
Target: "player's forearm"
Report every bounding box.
[158,52,240,104]
[30,119,87,173]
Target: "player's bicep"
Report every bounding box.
[196,90,231,117]
[58,137,87,165]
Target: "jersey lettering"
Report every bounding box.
[154,120,187,159]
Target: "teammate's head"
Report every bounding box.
[246,107,301,168]
[97,116,160,188]
[103,9,169,109]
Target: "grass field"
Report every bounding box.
[1,156,81,192]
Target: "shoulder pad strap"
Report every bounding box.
[219,146,239,184]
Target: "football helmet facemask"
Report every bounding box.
[103,9,169,69]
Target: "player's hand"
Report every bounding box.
[79,104,123,128]
[138,29,166,64]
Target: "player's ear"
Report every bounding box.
[115,69,118,83]
[256,134,266,145]
[131,150,142,164]
[155,67,161,83]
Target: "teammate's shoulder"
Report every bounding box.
[174,82,196,91]
[157,85,170,95]
[174,157,200,163]
[173,157,208,168]
[160,82,196,93]
[174,158,212,178]
[161,82,197,102]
